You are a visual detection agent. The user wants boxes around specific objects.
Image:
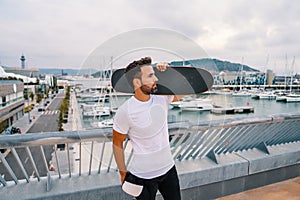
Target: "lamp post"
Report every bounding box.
[27,88,31,123]
[27,74,31,124]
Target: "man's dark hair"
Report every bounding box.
[125,57,152,86]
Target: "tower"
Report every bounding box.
[20,54,26,69]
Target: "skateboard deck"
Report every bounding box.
[111,66,214,95]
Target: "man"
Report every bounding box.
[113,57,183,200]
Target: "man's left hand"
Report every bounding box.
[156,62,168,72]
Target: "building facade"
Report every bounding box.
[0,80,25,133]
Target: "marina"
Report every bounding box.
[71,77,300,130]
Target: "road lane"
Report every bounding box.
[0,92,66,181]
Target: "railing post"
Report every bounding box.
[25,147,41,181]
[11,148,30,183]
[0,151,19,185]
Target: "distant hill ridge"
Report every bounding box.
[169,58,259,72]
[91,58,259,78]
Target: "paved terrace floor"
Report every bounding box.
[218,176,300,200]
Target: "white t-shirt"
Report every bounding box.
[113,95,174,179]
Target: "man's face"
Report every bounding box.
[139,65,159,94]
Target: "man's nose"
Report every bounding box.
[154,75,158,82]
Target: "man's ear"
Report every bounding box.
[133,78,141,88]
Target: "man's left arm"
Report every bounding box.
[172,95,185,102]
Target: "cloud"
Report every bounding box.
[0,0,299,74]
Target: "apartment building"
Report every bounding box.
[0,80,25,133]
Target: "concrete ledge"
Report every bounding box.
[176,153,248,189]
[0,172,131,200]
[236,141,300,174]
[179,163,300,200]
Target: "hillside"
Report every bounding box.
[169,58,259,72]
[91,58,259,78]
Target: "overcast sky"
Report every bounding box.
[0,0,299,74]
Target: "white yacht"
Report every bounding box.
[285,93,300,102]
[181,104,214,112]
[90,118,114,128]
[276,93,300,102]
[82,104,111,117]
[171,98,212,108]
[232,90,251,97]
[276,95,287,102]
[82,108,110,117]
[214,88,232,95]
[251,91,276,100]
[171,98,214,112]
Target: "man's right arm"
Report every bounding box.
[112,129,127,183]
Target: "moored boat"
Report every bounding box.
[251,91,276,100]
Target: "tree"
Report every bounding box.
[24,93,28,100]
[45,88,50,98]
[57,86,71,131]
[36,93,43,103]
[30,92,34,101]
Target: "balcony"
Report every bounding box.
[0,97,24,110]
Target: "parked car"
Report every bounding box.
[38,107,46,112]
[11,127,21,134]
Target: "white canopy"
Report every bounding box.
[0,66,37,83]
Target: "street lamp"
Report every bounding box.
[27,73,31,124]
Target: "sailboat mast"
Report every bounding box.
[240,57,244,91]
[284,54,288,92]
[290,56,295,93]
[263,55,269,89]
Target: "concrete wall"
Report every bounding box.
[177,141,300,199]
[0,80,24,96]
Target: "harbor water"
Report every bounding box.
[170,94,300,124]
[169,95,300,124]
[71,78,300,128]
[78,93,300,129]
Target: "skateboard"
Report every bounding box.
[111,66,214,95]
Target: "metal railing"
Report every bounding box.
[0,113,300,189]
[171,113,300,162]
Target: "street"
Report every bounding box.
[0,92,65,181]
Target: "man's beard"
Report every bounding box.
[140,84,158,95]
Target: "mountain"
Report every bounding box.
[169,58,259,72]
[91,58,259,78]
